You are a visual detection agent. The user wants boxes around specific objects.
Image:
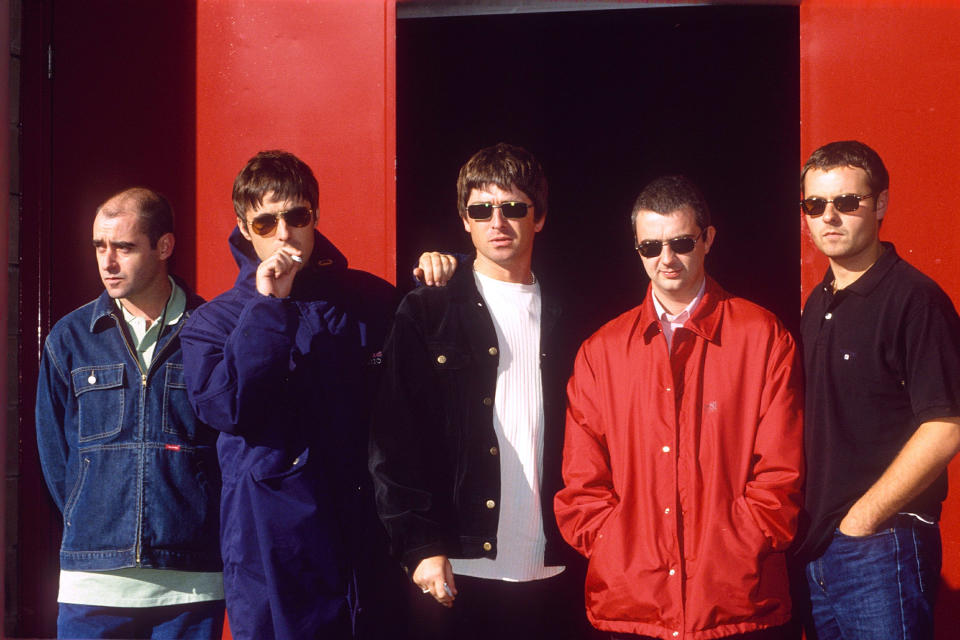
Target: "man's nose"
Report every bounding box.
[489,208,509,229]
[100,249,119,272]
[821,203,842,224]
[660,243,679,263]
[275,217,290,240]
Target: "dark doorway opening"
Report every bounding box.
[397,5,800,351]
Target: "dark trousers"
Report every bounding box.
[57,601,225,639]
[407,570,599,640]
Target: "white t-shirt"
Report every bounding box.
[450,271,564,582]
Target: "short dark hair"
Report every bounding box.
[233,150,319,222]
[801,140,889,195]
[98,187,174,248]
[631,175,711,242]
[456,143,547,222]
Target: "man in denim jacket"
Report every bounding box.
[36,188,224,639]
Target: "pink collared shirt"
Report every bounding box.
[651,278,706,351]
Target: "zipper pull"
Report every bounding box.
[141,374,147,387]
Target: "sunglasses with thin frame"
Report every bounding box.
[466,201,531,220]
[800,193,874,217]
[248,206,314,236]
[636,229,706,258]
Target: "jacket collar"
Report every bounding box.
[228,226,348,295]
[639,275,727,345]
[817,241,898,299]
[89,274,203,333]
[448,254,562,352]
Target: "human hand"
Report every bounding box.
[255,248,304,298]
[837,507,878,537]
[413,252,458,287]
[412,555,457,608]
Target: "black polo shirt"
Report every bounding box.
[796,242,960,560]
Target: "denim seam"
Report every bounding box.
[912,526,926,594]
[895,527,908,640]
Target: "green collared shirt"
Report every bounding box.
[116,277,186,370]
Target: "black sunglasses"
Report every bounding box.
[248,206,314,236]
[800,193,874,217]
[466,201,531,220]
[636,229,706,258]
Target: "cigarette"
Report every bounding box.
[443,583,453,597]
[290,255,303,264]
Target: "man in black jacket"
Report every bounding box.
[370,143,585,640]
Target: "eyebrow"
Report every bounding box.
[92,239,138,250]
[638,234,697,242]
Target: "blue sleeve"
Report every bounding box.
[35,339,70,512]
[181,294,300,435]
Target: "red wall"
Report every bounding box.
[800,0,960,632]
[194,0,397,297]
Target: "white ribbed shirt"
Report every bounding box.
[450,270,564,582]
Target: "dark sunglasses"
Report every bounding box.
[636,229,706,258]
[800,193,874,217]
[466,201,531,220]
[248,206,314,236]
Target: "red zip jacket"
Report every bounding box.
[555,278,803,639]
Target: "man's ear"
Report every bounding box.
[702,225,716,255]
[875,189,889,221]
[157,233,175,260]
[534,211,546,233]
[461,214,471,233]
[237,218,252,241]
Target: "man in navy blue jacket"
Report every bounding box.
[180,151,396,640]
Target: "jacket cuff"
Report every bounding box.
[401,541,449,573]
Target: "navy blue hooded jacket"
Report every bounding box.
[180,228,394,640]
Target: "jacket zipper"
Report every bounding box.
[113,313,186,567]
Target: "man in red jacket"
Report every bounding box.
[555,175,804,640]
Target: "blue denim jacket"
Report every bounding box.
[35,278,222,572]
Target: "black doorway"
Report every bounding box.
[397,5,800,350]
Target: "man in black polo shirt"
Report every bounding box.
[796,140,960,639]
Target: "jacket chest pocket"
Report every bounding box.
[72,365,124,442]
[428,344,472,372]
[162,364,200,441]
[427,343,474,474]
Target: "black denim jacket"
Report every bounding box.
[370,258,572,570]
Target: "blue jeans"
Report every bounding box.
[57,600,225,639]
[805,516,941,640]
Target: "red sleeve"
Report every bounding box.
[743,328,805,551]
[554,339,620,558]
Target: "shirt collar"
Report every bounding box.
[819,242,899,299]
[116,277,185,341]
[652,277,706,324]
[640,276,723,345]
